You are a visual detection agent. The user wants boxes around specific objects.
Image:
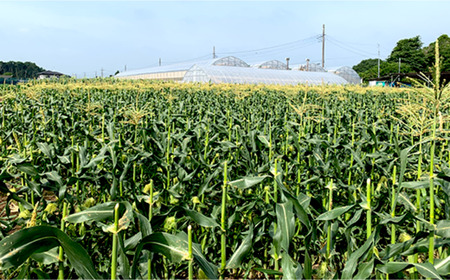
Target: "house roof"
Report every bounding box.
[37,71,65,76]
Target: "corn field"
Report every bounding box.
[0,60,450,279]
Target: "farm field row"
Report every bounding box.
[0,79,449,279]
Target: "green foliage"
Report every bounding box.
[0,61,46,79]
[352,58,379,73]
[387,35,426,72]
[353,34,449,81]
[423,34,450,72]
[0,79,449,279]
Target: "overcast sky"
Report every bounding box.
[1,0,449,78]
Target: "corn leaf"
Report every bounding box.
[0,226,100,279]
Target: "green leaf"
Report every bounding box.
[276,201,295,251]
[65,202,116,223]
[353,259,374,280]
[0,226,100,279]
[379,237,416,260]
[16,163,38,177]
[184,208,219,228]
[31,247,59,265]
[342,227,379,279]
[397,192,417,212]
[282,190,311,229]
[226,225,253,269]
[253,267,283,276]
[435,255,450,276]
[377,262,443,279]
[131,232,217,279]
[228,175,269,190]
[37,142,53,159]
[257,135,270,147]
[134,212,152,238]
[379,212,415,225]
[65,201,134,233]
[376,262,409,274]
[30,268,51,279]
[281,251,303,280]
[316,205,355,221]
[436,220,450,238]
[303,250,312,279]
[402,237,450,256]
[414,263,443,279]
[44,170,63,187]
[402,180,429,189]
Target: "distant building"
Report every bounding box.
[37,71,66,79]
[368,72,450,87]
[116,56,351,86]
[328,66,362,85]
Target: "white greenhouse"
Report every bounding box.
[116,56,351,85]
[328,66,361,84]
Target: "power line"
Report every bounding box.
[217,35,320,56]
[326,37,377,58]
[326,35,378,57]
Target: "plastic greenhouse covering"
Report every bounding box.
[330,66,361,84]
[182,65,348,85]
[115,56,248,78]
[297,63,327,72]
[252,60,288,70]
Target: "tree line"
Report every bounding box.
[353,34,450,82]
[0,61,46,79]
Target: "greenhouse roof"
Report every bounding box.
[252,60,288,70]
[115,56,248,77]
[183,65,348,85]
[328,66,361,84]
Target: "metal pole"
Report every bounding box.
[285,58,290,70]
[159,58,161,66]
[322,24,325,68]
[377,44,380,78]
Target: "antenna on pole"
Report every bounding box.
[322,24,325,69]
[213,46,216,59]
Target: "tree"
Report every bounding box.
[355,61,412,82]
[0,61,46,79]
[387,36,426,72]
[352,58,379,73]
[423,34,450,72]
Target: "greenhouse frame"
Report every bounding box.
[328,66,361,84]
[116,55,357,85]
[182,65,348,85]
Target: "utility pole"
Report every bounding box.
[306,58,310,71]
[213,46,216,59]
[124,65,127,72]
[398,58,401,73]
[285,57,290,70]
[377,44,380,78]
[101,68,104,78]
[159,58,161,66]
[322,24,325,68]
